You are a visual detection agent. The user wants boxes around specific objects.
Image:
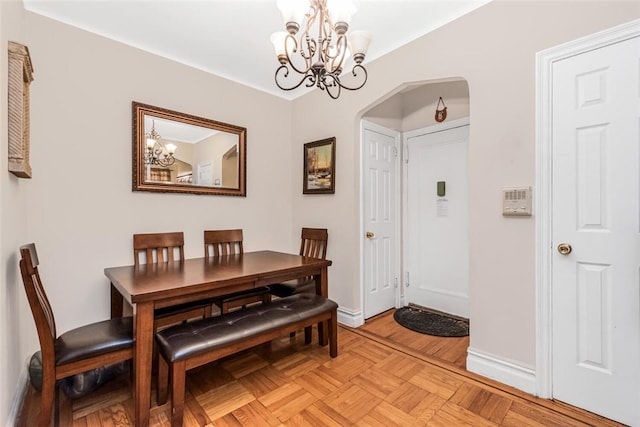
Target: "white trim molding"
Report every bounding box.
[535,18,640,399]
[467,347,536,395]
[6,362,29,427]
[338,306,364,328]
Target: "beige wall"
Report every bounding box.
[364,79,470,132]
[290,0,640,370]
[1,1,29,424]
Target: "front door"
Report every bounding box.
[551,34,640,425]
[362,122,400,319]
[404,121,469,317]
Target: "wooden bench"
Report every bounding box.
[155,293,338,426]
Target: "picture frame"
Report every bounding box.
[303,137,335,194]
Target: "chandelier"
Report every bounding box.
[271,0,372,99]
[144,120,177,167]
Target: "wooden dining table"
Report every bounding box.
[105,250,332,427]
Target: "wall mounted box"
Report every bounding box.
[502,187,532,216]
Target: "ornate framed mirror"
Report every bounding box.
[132,102,246,196]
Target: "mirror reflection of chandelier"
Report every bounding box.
[144,120,177,167]
[271,0,372,99]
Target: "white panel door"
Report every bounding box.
[405,123,469,317]
[363,123,400,319]
[552,35,640,426]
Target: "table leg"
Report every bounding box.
[134,302,154,427]
[110,283,124,319]
[315,267,329,346]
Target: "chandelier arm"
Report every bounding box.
[284,34,313,75]
[333,64,368,91]
[325,79,342,99]
[274,65,316,91]
[324,35,348,74]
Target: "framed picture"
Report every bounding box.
[303,137,335,194]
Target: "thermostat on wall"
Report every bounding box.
[502,186,532,216]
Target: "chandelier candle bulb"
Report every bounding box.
[272,0,371,99]
[347,31,372,63]
[276,0,307,33]
[270,31,289,61]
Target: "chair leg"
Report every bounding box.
[38,373,55,427]
[329,309,338,358]
[57,385,73,427]
[157,353,169,405]
[54,385,59,427]
[204,305,213,318]
[170,361,187,427]
[304,326,312,344]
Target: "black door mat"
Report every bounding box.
[393,306,469,337]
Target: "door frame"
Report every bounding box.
[360,120,402,320]
[535,18,640,399]
[402,117,470,309]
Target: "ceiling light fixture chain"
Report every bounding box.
[271,0,371,99]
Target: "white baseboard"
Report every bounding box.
[6,363,29,427]
[337,307,364,328]
[466,347,537,395]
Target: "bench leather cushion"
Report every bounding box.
[156,294,337,363]
[55,316,133,366]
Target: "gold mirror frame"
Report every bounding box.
[132,102,246,196]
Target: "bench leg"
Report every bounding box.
[157,353,169,405]
[329,308,338,358]
[171,361,187,427]
[318,320,328,346]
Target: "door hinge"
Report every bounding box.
[394,277,398,289]
[393,146,398,158]
[405,271,410,287]
[403,143,409,163]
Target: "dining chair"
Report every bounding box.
[133,232,213,329]
[269,227,329,298]
[204,229,271,313]
[19,243,134,427]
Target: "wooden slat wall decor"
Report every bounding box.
[8,41,34,178]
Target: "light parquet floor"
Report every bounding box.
[18,311,622,426]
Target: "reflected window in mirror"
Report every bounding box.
[133,102,246,196]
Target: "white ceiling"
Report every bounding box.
[23,0,491,100]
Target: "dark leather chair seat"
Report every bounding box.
[156,294,338,363]
[268,278,315,298]
[56,317,133,366]
[214,286,271,304]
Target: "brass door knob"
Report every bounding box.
[557,243,572,255]
[366,231,375,239]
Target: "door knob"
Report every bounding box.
[366,231,375,239]
[557,243,572,255]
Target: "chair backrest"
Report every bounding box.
[19,243,57,367]
[133,232,185,266]
[204,229,244,257]
[299,228,328,260]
